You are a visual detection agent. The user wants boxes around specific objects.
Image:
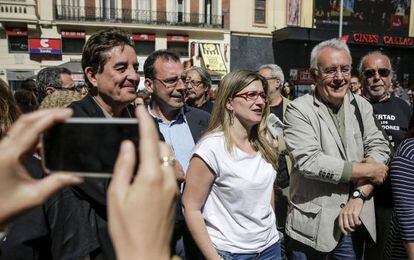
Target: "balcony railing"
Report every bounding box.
[55,5,224,29]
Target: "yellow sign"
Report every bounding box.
[199,43,227,74]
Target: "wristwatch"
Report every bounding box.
[351,189,367,201]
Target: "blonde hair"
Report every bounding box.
[39,90,82,109]
[206,69,277,168]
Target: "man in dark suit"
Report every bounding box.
[67,28,140,259]
[144,50,210,259]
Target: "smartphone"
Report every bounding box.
[42,118,139,178]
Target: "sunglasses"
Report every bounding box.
[363,68,391,78]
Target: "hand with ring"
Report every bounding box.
[108,105,179,260]
[0,109,83,228]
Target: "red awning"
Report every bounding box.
[61,31,86,39]
[132,33,155,41]
[167,35,189,42]
[6,27,28,36]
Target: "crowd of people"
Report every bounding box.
[0,28,414,260]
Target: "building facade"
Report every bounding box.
[0,0,230,90]
[273,0,414,93]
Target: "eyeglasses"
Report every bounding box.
[363,68,391,78]
[153,76,187,88]
[264,77,280,81]
[233,91,267,102]
[318,65,352,78]
[186,79,203,87]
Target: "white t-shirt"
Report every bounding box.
[193,132,279,253]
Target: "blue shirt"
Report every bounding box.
[149,107,195,172]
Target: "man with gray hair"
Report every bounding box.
[284,38,390,259]
[258,64,286,120]
[258,64,291,236]
[36,66,74,103]
[359,51,411,259]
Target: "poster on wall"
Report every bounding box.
[287,0,301,26]
[313,0,411,35]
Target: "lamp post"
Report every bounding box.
[339,0,344,38]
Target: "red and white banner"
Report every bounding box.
[29,38,62,54]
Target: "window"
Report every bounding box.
[205,0,212,24]
[62,38,85,53]
[101,0,117,19]
[167,42,188,57]
[171,0,185,23]
[8,36,28,52]
[134,41,155,56]
[254,0,266,24]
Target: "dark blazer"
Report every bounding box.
[182,105,210,143]
[67,94,137,260]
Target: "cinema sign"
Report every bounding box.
[343,33,414,48]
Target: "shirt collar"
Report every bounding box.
[147,105,187,123]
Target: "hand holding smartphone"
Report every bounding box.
[42,118,139,178]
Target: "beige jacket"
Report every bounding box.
[283,92,390,252]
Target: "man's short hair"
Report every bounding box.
[310,39,352,70]
[258,64,285,83]
[36,66,63,102]
[144,50,181,79]
[81,28,134,88]
[358,51,392,77]
[20,78,36,91]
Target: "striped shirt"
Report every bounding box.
[385,138,414,259]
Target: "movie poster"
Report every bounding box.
[314,0,411,35]
[287,0,301,26]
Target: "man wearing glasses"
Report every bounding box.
[284,39,390,259]
[143,49,210,259]
[359,52,411,259]
[36,67,75,104]
[184,66,214,114]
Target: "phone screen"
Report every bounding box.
[42,118,139,177]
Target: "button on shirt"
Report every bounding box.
[149,108,195,172]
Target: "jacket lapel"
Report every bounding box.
[314,96,347,159]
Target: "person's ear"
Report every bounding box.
[225,99,233,111]
[84,67,98,87]
[310,68,319,81]
[46,87,56,95]
[144,78,154,94]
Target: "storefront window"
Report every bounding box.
[167,42,188,57]
[62,38,85,53]
[254,0,266,24]
[134,41,155,56]
[8,36,28,52]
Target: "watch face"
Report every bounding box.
[353,190,360,197]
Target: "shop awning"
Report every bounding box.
[61,31,86,39]
[199,43,227,74]
[5,27,28,36]
[133,33,155,41]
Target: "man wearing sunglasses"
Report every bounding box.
[144,50,210,259]
[284,39,390,259]
[359,51,412,259]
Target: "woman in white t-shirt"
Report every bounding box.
[182,70,280,260]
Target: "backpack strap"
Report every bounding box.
[350,95,364,137]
